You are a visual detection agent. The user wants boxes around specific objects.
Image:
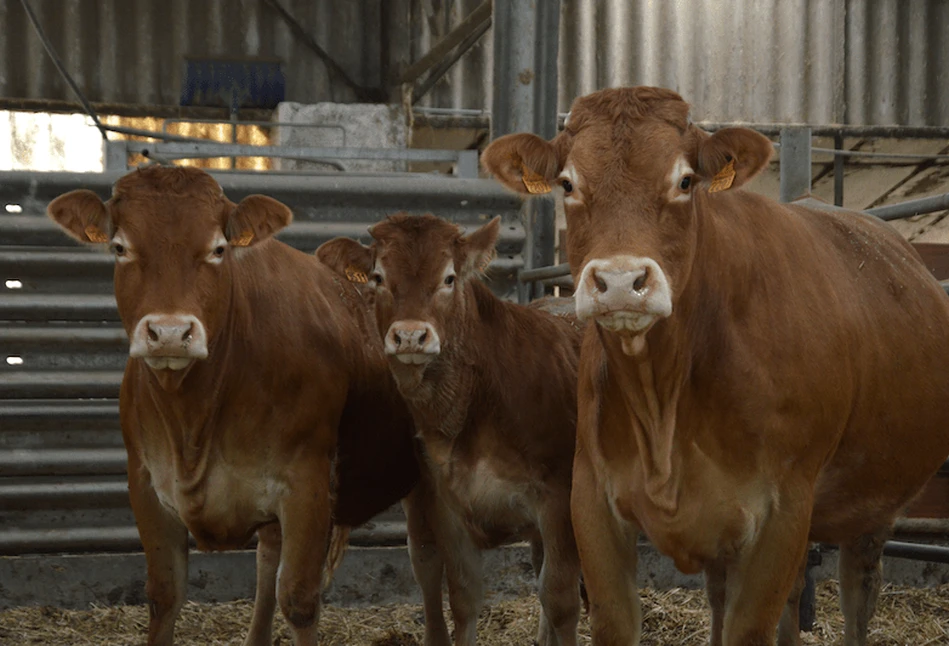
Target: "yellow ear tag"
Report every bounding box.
[344,266,369,284]
[521,166,552,195]
[84,225,110,244]
[232,230,255,247]
[708,158,736,193]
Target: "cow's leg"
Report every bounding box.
[276,454,334,646]
[776,552,808,646]
[721,494,811,646]
[127,460,189,646]
[536,503,581,646]
[571,452,642,646]
[531,535,551,646]
[438,506,483,646]
[243,522,281,646]
[403,477,452,646]
[838,529,887,646]
[705,560,726,646]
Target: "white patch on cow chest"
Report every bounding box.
[454,459,534,525]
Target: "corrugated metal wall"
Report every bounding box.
[2,0,948,126]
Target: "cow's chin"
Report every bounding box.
[141,356,197,392]
[595,312,661,358]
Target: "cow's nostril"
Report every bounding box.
[633,269,649,292]
[393,332,402,346]
[182,323,193,343]
[147,326,159,342]
[592,270,608,294]
[418,330,428,344]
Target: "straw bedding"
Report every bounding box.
[2,581,948,645]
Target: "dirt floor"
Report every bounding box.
[2,581,948,645]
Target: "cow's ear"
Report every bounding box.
[482,134,561,195]
[458,216,501,276]
[316,237,373,285]
[697,127,773,192]
[226,195,293,247]
[47,189,111,245]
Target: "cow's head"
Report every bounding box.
[317,213,499,373]
[482,86,772,355]
[47,166,292,390]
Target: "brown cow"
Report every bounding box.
[482,86,949,646]
[47,166,422,646]
[318,213,584,646]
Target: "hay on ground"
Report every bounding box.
[2,582,948,645]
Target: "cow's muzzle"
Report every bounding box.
[129,313,209,371]
[384,320,440,365]
[575,256,673,338]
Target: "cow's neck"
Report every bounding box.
[600,317,689,515]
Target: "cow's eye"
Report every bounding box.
[444,274,456,287]
[213,245,226,257]
[112,243,125,256]
[679,175,692,191]
[561,178,574,194]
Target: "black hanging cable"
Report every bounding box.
[19,0,109,140]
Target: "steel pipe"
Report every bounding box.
[866,192,949,222]
[0,400,119,428]
[0,171,523,212]
[0,448,127,477]
[0,295,119,322]
[518,263,571,282]
[0,326,127,350]
[0,479,129,510]
[882,540,949,564]
[0,371,123,399]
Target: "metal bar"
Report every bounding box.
[866,192,949,221]
[882,540,949,564]
[0,172,522,212]
[0,526,141,556]
[833,133,845,207]
[400,0,492,85]
[893,518,949,534]
[0,480,129,510]
[779,127,813,203]
[0,250,115,278]
[0,326,127,350]
[0,294,119,322]
[456,150,480,179]
[0,216,526,256]
[126,142,467,163]
[518,262,571,282]
[0,371,123,399]
[0,448,127,477]
[0,400,119,429]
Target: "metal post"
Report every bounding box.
[492,0,560,302]
[779,127,812,203]
[798,547,822,632]
[103,140,127,171]
[833,132,845,207]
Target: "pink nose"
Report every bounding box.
[129,314,209,360]
[575,256,673,333]
[384,320,441,363]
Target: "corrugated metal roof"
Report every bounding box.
[1,0,948,126]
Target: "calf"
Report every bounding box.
[318,213,584,646]
[47,166,421,646]
[482,86,949,646]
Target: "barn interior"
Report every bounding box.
[1,1,949,644]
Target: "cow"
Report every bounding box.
[46,165,423,646]
[317,213,584,646]
[481,86,949,646]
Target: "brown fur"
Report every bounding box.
[318,213,585,646]
[47,166,421,646]
[482,86,949,646]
